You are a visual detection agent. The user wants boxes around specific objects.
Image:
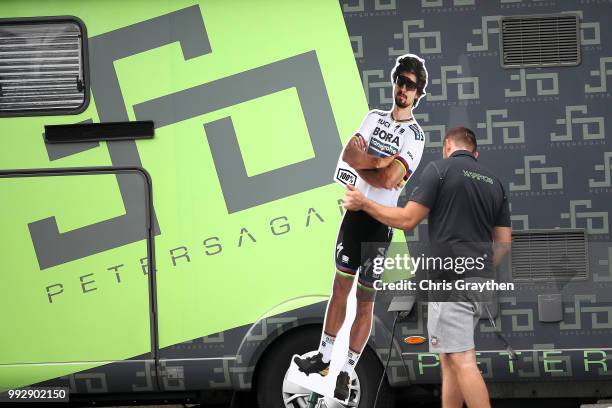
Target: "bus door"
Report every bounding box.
[0,168,159,395]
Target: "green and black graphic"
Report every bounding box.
[0,0,365,394]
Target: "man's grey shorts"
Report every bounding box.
[427,300,485,353]
[426,277,495,353]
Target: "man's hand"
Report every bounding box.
[343,184,367,211]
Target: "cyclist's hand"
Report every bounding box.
[393,179,406,190]
[344,184,365,211]
[376,154,399,169]
[354,134,367,151]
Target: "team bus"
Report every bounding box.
[1,0,611,407]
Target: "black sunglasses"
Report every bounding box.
[395,75,418,91]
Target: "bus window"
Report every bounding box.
[0,17,89,117]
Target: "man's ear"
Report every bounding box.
[474,151,480,159]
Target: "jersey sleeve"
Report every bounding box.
[333,111,376,187]
[340,110,377,160]
[354,111,377,144]
[495,185,512,227]
[395,123,425,183]
[408,161,441,209]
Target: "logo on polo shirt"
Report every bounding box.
[431,336,440,348]
[463,169,494,185]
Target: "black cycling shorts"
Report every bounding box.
[334,210,393,290]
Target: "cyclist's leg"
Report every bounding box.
[342,221,393,374]
[320,211,363,361]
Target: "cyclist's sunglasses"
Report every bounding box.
[395,75,418,91]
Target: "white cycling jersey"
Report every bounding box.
[334,109,426,207]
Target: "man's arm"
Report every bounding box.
[355,161,406,189]
[492,226,511,267]
[344,185,430,230]
[492,184,512,266]
[342,135,398,170]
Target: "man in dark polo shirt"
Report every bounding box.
[343,127,511,408]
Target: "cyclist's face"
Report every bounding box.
[394,72,418,109]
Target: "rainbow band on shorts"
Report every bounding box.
[357,277,376,292]
[336,263,357,279]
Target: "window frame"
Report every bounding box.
[0,15,91,117]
